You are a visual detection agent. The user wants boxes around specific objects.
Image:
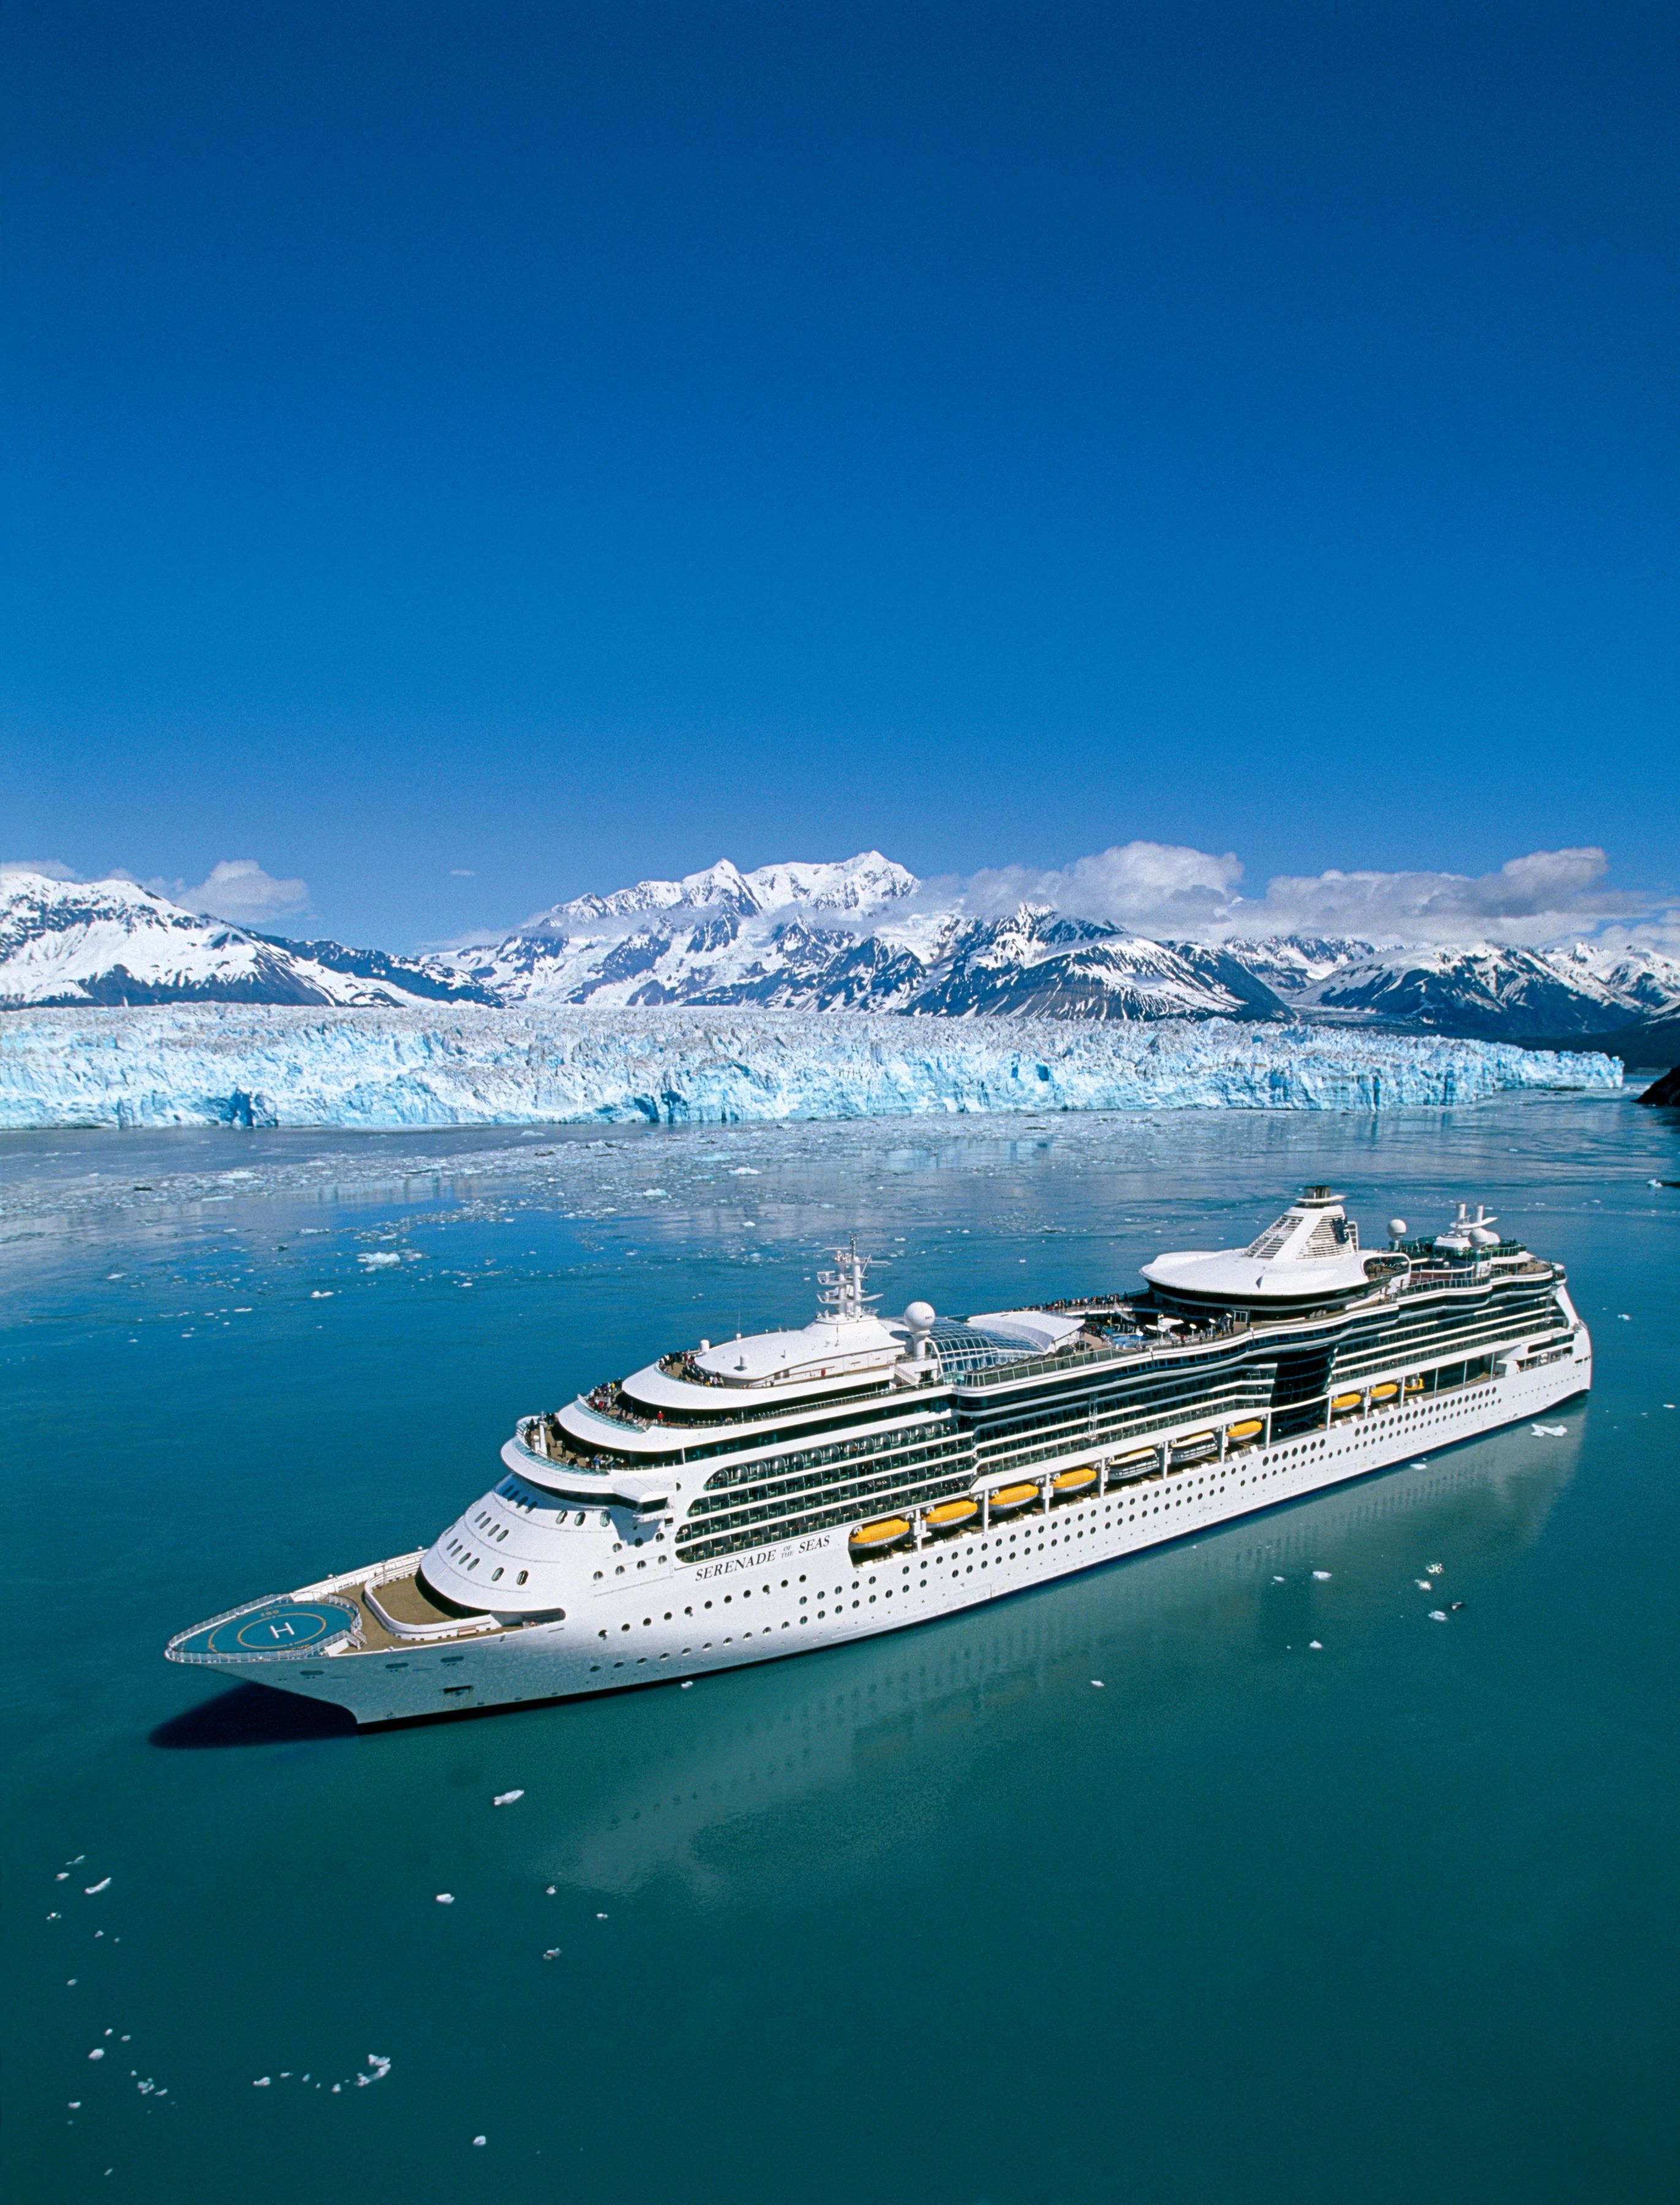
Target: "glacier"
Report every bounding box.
[0,1006,1622,1130]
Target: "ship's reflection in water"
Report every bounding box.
[526,1420,1581,1902]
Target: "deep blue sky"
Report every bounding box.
[6,1,1678,949]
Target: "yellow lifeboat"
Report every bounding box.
[1052,1465,1098,1496]
[987,1482,1039,1514]
[1403,1375,1424,1395]
[925,1498,978,1532]
[1331,1392,1363,1414]
[1226,1418,1264,1443]
[1171,1430,1218,1462]
[1369,1381,1399,1404]
[850,1517,911,1555]
[1112,1446,1158,1469]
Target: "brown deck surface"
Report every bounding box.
[370,1570,473,1629]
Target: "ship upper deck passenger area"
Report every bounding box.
[1140,1186,1553,1317]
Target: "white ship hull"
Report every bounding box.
[177,1338,1589,1728]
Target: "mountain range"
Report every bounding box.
[4,857,1678,1054]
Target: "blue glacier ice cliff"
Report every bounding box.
[0,1006,1622,1129]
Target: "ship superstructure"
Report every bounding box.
[168,1190,1591,1724]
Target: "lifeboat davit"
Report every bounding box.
[987,1482,1039,1515]
[925,1498,978,1533]
[1404,1375,1424,1395]
[850,1517,912,1555]
[1226,1417,1264,1444]
[1331,1391,1363,1414]
[1052,1465,1098,1497]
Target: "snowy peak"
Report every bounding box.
[524,850,916,936]
[0,872,487,1010]
[739,852,917,915]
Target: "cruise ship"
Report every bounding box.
[167,1187,1591,1726]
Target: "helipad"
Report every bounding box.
[170,1597,360,1663]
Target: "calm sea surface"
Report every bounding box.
[4,1091,1678,2205]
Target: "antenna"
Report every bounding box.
[815,1235,880,1323]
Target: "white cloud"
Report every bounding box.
[941,842,1246,932]
[0,858,79,880]
[891,840,1666,949]
[450,868,476,878]
[167,859,311,926]
[1230,846,1638,946]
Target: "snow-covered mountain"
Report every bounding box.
[424,856,1680,1037]
[0,873,490,1010]
[1279,939,1680,1039]
[7,858,1678,1043]
[425,856,1284,1020]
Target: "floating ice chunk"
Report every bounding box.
[309,1290,333,1300]
[1312,1570,1332,1581]
[1619,1313,1631,1321]
[595,1912,608,1920]
[492,1790,524,1806]
[55,1871,67,1881]
[543,1948,560,1961]
[1531,1424,1567,1437]
[473,2136,486,2147]
[1415,1579,1433,1591]
[358,1252,401,1268]
[435,1893,455,1904]
[84,1878,110,1894]
[1427,1563,1444,1574]
[680,1679,693,1688]
[1090,1679,1105,1688]
[1308,1640,1322,1650]
[88,2049,104,2061]
[1271,1574,1285,1583]
[729,1167,759,1176]
[1428,1610,1448,1622]
[545,1885,556,1894]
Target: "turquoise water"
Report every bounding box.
[4,1092,1678,2204]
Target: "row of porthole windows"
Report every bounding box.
[496,1479,604,1529]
